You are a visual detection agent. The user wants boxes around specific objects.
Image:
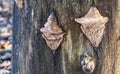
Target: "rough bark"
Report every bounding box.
[12,0,120,74]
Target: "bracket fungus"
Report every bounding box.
[40,13,65,54]
[75,7,109,47]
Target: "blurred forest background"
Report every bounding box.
[0,0,13,74]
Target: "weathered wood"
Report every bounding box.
[12,0,120,74]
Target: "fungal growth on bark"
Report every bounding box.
[80,49,97,74]
[40,13,65,54]
[80,51,96,74]
[80,43,97,74]
[75,6,109,47]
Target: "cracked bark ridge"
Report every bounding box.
[40,13,65,54]
[75,7,109,47]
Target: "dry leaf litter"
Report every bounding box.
[0,0,13,74]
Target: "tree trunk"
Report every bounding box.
[12,0,120,74]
